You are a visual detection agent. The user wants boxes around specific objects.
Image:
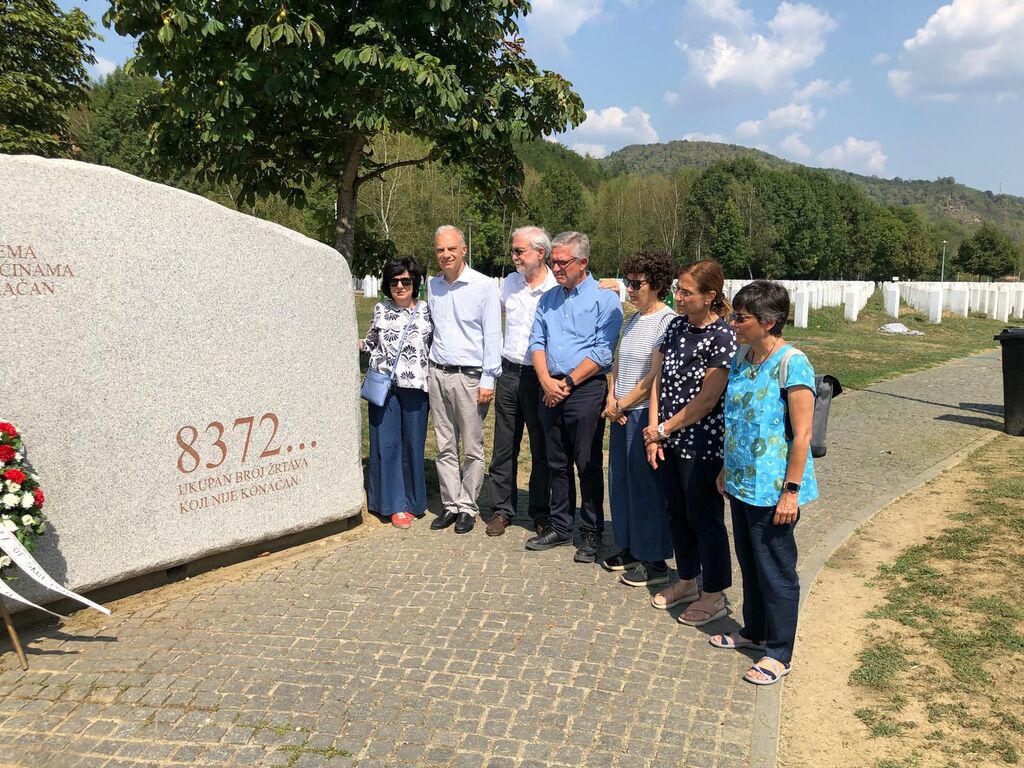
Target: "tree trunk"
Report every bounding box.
[334,135,366,266]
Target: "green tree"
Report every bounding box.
[956,222,1020,278]
[105,0,585,266]
[75,67,161,177]
[709,198,751,277]
[529,167,586,235]
[0,0,96,156]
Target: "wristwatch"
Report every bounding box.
[783,481,800,493]
[565,375,576,391]
[657,422,666,437]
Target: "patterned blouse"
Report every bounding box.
[362,300,433,392]
[723,345,819,507]
[657,315,738,460]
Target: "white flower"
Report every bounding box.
[6,481,20,493]
[20,492,34,509]
[13,452,22,461]
[2,517,17,532]
[1,494,18,509]
[21,514,35,526]
[0,555,10,567]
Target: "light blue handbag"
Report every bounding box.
[360,308,418,406]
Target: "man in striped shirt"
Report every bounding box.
[485,226,559,538]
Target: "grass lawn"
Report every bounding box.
[354,289,1013,512]
[848,436,1024,766]
[785,291,1009,391]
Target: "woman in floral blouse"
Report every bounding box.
[360,257,433,529]
[711,280,817,687]
[643,260,738,627]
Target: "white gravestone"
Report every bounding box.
[0,155,363,606]
[883,283,900,318]
[928,287,944,323]
[843,287,860,321]
[794,289,809,328]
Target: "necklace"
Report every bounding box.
[746,337,781,377]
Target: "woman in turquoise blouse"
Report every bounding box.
[712,280,817,686]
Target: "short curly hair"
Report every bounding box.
[619,250,675,300]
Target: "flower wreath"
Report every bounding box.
[0,422,46,576]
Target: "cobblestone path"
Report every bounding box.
[0,352,1005,768]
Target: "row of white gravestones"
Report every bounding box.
[724,279,875,328]
[890,282,1024,324]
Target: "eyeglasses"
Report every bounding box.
[510,247,534,256]
[728,313,754,324]
[673,286,697,298]
[390,278,414,288]
[624,278,648,290]
[549,258,577,271]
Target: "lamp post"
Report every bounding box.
[467,220,474,269]
[941,239,948,283]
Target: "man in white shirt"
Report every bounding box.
[485,226,559,538]
[428,225,503,534]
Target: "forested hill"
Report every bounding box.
[597,140,1024,243]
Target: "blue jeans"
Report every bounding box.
[608,408,672,561]
[728,495,801,666]
[367,387,429,517]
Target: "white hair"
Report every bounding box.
[434,224,466,247]
[512,226,552,258]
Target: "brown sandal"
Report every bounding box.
[651,580,700,610]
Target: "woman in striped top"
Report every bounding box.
[601,251,677,587]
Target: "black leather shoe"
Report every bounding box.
[431,510,459,530]
[574,531,602,563]
[454,512,475,534]
[525,529,572,551]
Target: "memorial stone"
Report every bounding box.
[0,155,363,607]
[883,283,899,318]
[794,289,809,328]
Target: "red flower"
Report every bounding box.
[33,488,44,508]
[3,469,25,484]
[0,445,14,463]
[0,422,17,438]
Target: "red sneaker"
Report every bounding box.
[391,512,415,529]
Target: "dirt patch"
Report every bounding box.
[780,436,1024,768]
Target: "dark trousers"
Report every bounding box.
[487,361,549,522]
[366,387,429,517]
[608,408,672,561]
[660,452,732,593]
[729,495,801,665]
[539,376,607,538]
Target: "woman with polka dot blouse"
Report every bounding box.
[643,260,738,626]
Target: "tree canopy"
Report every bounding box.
[0,0,96,157]
[104,0,585,265]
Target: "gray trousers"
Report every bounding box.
[428,366,490,516]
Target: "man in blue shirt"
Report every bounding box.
[526,232,623,562]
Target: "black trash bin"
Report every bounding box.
[994,327,1024,436]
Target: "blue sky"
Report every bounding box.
[69,0,1024,196]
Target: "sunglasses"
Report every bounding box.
[549,258,577,271]
[624,278,648,290]
[390,278,414,288]
[510,247,533,256]
[728,313,754,323]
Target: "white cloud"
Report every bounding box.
[792,78,850,101]
[888,0,1024,100]
[871,52,891,65]
[682,131,730,142]
[818,137,888,175]
[525,0,604,55]
[663,91,680,105]
[678,1,838,93]
[735,102,819,138]
[91,56,118,78]
[575,106,659,144]
[779,132,813,159]
[571,143,609,158]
